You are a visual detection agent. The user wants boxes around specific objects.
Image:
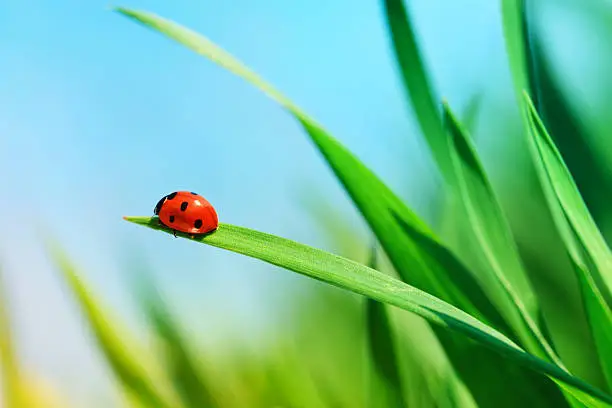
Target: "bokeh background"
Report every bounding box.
[2,0,612,405]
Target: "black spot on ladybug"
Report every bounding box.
[154,197,166,215]
[180,202,188,211]
[190,192,198,195]
[169,215,175,223]
[167,192,177,200]
[194,219,203,229]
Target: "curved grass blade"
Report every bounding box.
[395,215,570,408]
[526,24,612,236]
[48,245,180,408]
[134,275,220,408]
[443,101,559,365]
[573,261,612,392]
[114,6,508,338]
[501,0,531,109]
[502,0,610,394]
[524,93,612,390]
[124,216,612,407]
[523,94,612,302]
[382,0,557,369]
[381,0,452,182]
[365,244,405,408]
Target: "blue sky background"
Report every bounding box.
[1,0,608,404]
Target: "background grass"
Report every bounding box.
[3,1,612,407]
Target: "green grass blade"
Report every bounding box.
[573,262,612,392]
[502,0,610,393]
[461,92,482,135]
[382,0,556,365]
[48,246,179,408]
[124,216,612,407]
[134,277,220,408]
[501,0,531,108]
[524,93,612,390]
[381,0,452,181]
[526,26,612,232]
[396,212,570,407]
[442,101,558,364]
[0,267,24,408]
[431,326,569,408]
[365,245,405,408]
[114,6,507,336]
[523,94,612,301]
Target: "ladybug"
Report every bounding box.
[153,191,218,237]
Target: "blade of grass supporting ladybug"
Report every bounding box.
[524,93,612,390]
[48,245,180,408]
[114,7,509,337]
[442,101,560,365]
[133,275,220,408]
[124,217,612,407]
[0,267,25,408]
[381,0,452,182]
[364,244,405,408]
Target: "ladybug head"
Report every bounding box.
[153,196,166,215]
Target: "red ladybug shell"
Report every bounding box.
[154,191,218,235]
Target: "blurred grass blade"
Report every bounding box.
[524,93,612,390]
[461,92,482,135]
[442,101,559,364]
[0,267,24,408]
[114,6,509,337]
[125,216,612,407]
[135,275,220,408]
[381,0,451,181]
[49,245,179,408]
[365,244,405,408]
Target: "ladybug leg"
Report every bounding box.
[173,230,177,238]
